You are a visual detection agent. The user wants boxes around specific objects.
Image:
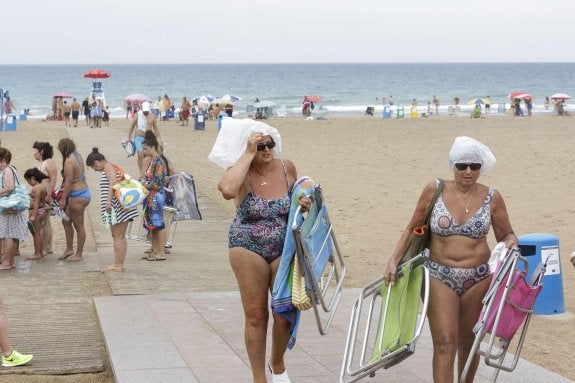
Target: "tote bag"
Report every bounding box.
[112,165,148,209]
[0,166,30,214]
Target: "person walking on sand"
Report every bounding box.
[180,97,191,126]
[63,101,72,127]
[484,96,491,114]
[82,97,91,126]
[57,138,91,262]
[0,298,33,367]
[86,148,139,272]
[127,101,163,180]
[3,97,14,115]
[71,98,81,127]
[433,95,440,115]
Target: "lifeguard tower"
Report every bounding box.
[83,69,111,107]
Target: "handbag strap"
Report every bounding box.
[112,163,126,181]
[422,178,444,226]
[2,166,20,188]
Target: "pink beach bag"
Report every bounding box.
[485,271,542,340]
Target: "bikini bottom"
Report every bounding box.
[69,188,92,202]
[426,259,490,296]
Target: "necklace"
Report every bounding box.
[251,168,269,186]
[454,185,476,213]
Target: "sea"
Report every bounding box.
[1,63,574,118]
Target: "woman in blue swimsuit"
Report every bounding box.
[385,136,517,383]
[57,138,91,262]
[218,127,311,383]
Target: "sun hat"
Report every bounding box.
[142,102,151,112]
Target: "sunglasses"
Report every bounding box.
[455,163,482,171]
[257,141,276,151]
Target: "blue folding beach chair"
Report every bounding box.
[340,252,430,383]
[291,185,346,335]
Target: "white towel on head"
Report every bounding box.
[208,118,282,169]
[449,136,496,175]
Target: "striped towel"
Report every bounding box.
[271,176,315,349]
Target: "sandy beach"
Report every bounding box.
[1,113,574,381]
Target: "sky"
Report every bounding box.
[3,0,575,64]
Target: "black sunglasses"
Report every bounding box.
[455,163,482,171]
[257,141,276,151]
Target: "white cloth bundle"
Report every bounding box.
[208,118,282,169]
[449,136,496,175]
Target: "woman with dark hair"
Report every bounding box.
[141,131,168,261]
[57,138,91,261]
[32,141,58,255]
[86,148,139,271]
[23,168,49,260]
[0,148,29,270]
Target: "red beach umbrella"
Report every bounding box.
[306,95,322,103]
[508,91,530,100]
[124,93,152,104]
[83,69,111,79]
[53,91,74,98]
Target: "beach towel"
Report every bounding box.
[137,110,147,132]
[271,176,315,349]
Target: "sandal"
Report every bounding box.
[146,255,166,261]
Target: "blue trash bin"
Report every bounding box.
[518,233,565,315]
[218,111,228,131]
[19,110,27,121]
[5,114,16,131]
[383,105,392,119]
[193,113,205,130]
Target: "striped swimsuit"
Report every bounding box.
[99,167,139,225]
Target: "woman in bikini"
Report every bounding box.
[23,168,49,260]
[384,136,517,383]
[217,125,311,383]
[57,138,91,261]
[32,141,58,255]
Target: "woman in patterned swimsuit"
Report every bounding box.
[218,128,311,383]
[384,136,517,383]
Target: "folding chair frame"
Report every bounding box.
[460,247,545,383]
[340,252,430,383]
[127,206,179,248]
[292,186,346,335]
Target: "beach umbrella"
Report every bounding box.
[550,93,571,100]
[195,95,215,106]
[124,93,152,104]
[254,100,276,108]
[217,94,241,102]
[83,69,111,79]
[468,98,486,105]
[53,91,74,98]
[508,91,531,100]
[306,95,322,103]
[211,98,234,106]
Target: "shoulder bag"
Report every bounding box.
[400,179,444,263]
[0,166,30,214]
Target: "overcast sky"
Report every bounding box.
[3,0,574,64]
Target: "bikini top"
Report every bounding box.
[71,152,86,183]
[430,185,495,239]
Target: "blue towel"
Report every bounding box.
[271,176,315,349]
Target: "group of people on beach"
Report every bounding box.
[47,95,110,128]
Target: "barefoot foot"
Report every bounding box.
[102,265,124,272]
[66,255,83,262]
[58,251,74,260]
[26,254,44,260]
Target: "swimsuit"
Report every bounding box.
[427,185,495,294]
[426,260,490,296]
[228,160,290,263]
[68,152,91,202]
[143,156,167,231]
[430,186,495,239]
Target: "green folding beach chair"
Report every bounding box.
[340,253,430,383]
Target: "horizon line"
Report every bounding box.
[1,61,575,66]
